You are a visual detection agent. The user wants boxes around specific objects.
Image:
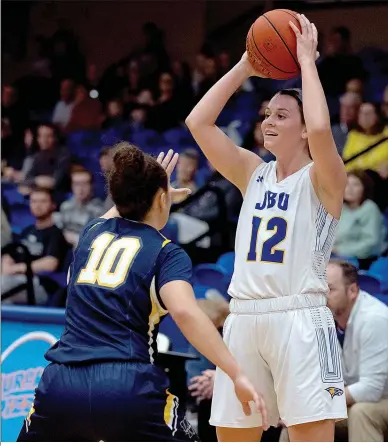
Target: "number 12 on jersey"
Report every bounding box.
[247,216,288,264]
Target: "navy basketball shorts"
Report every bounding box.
[17,361,199,442]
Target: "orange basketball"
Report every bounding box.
[246,9,301,80]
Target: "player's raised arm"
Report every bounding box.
[290,14,347,219]
[160,279,268,428]
[185,55,263,194]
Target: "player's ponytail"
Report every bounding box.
[107,142,168,221]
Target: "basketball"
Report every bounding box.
[246,9,302,80]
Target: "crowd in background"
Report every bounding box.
[1,17,388,442]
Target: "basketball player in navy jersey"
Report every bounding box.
[17,144,267,442]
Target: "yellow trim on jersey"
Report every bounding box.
[164,389,179,435]
[148,277,168,363]
[162,239,171,248]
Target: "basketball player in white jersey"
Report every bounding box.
[186,14,347,442]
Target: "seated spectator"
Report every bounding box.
[327,261,388,442]
[1,187,68,304]
[52,79,76,132]
[148,72,182,132]
[243,119,275,162]
[102,99,126,129]
[331,92,362,155]
[1,85,29,166]
[98,147,114,210]
[19,123,71,194]
[345,78,364,97]
[1,207,12,248]
[66,84,103,132]
[171,60,194,115]
[54,168,104,248]
[2,127,38,182]
[171,149,199,194]
[333,170,386,268]
[196,57,218,102]
[318,26,366,99]
[343,102,388,174]
[280,261,388,442]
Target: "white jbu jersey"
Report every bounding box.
[229,161,338,300]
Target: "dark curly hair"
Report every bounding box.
[107,142,168,221]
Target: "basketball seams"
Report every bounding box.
[250,21,296,75]
[262,13,300,70]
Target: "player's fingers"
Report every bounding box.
[160,149,174,169]
[301,14,312,40]
[241,401,251,416]
[258,396,269,431]
[296,13,307,36]
[289,21,301,38]
[312,23,318,44]
[156,152,164,164]
[203,369,214,378]
[165,152,179,177]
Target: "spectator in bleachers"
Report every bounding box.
[382,84,388,124]
[19,123,71,195]
[345,78,364,98]
[332,92,362,155]
[122,60,144,104]
[280,260,388,442]
[1,187,68,304]
[327,261,388,441]
[98,147,114,210]
[1,207,12,248]
[333,170,386,268]
[3,127,37,182]
[54,168,104,248]
[52,78,76,132]
[102,99,125,129]
[84,62,101,97]
[196,57,218,102]
[243,119,275,162]
[66,84,103,133]
[172,60,194,116]
[342,101,388,174]
[318,26,366,99]
[1,84,29,163]
[148,72,182,132]
[171,149,199,195]
[217,50,231,78]
[192,52,207,96]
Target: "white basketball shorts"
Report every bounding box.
[210,294,347,428]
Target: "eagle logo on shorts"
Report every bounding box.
[325,387,343,399]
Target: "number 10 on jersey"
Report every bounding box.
[247,216,288,263]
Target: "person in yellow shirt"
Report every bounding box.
[343,102,388,174]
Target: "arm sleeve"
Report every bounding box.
[155,242,193,292]
[347,315,388,403]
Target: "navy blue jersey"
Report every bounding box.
[46,217,192,364]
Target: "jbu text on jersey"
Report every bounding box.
[256,191,289,211]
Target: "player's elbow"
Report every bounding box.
[169,305,194,325]
[185,114,199,131]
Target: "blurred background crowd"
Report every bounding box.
[1,0,388,442]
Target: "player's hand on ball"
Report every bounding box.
[240,52,268,78]
[233,373,269,429]
[157,150,191,204]
[289,14,319,66]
